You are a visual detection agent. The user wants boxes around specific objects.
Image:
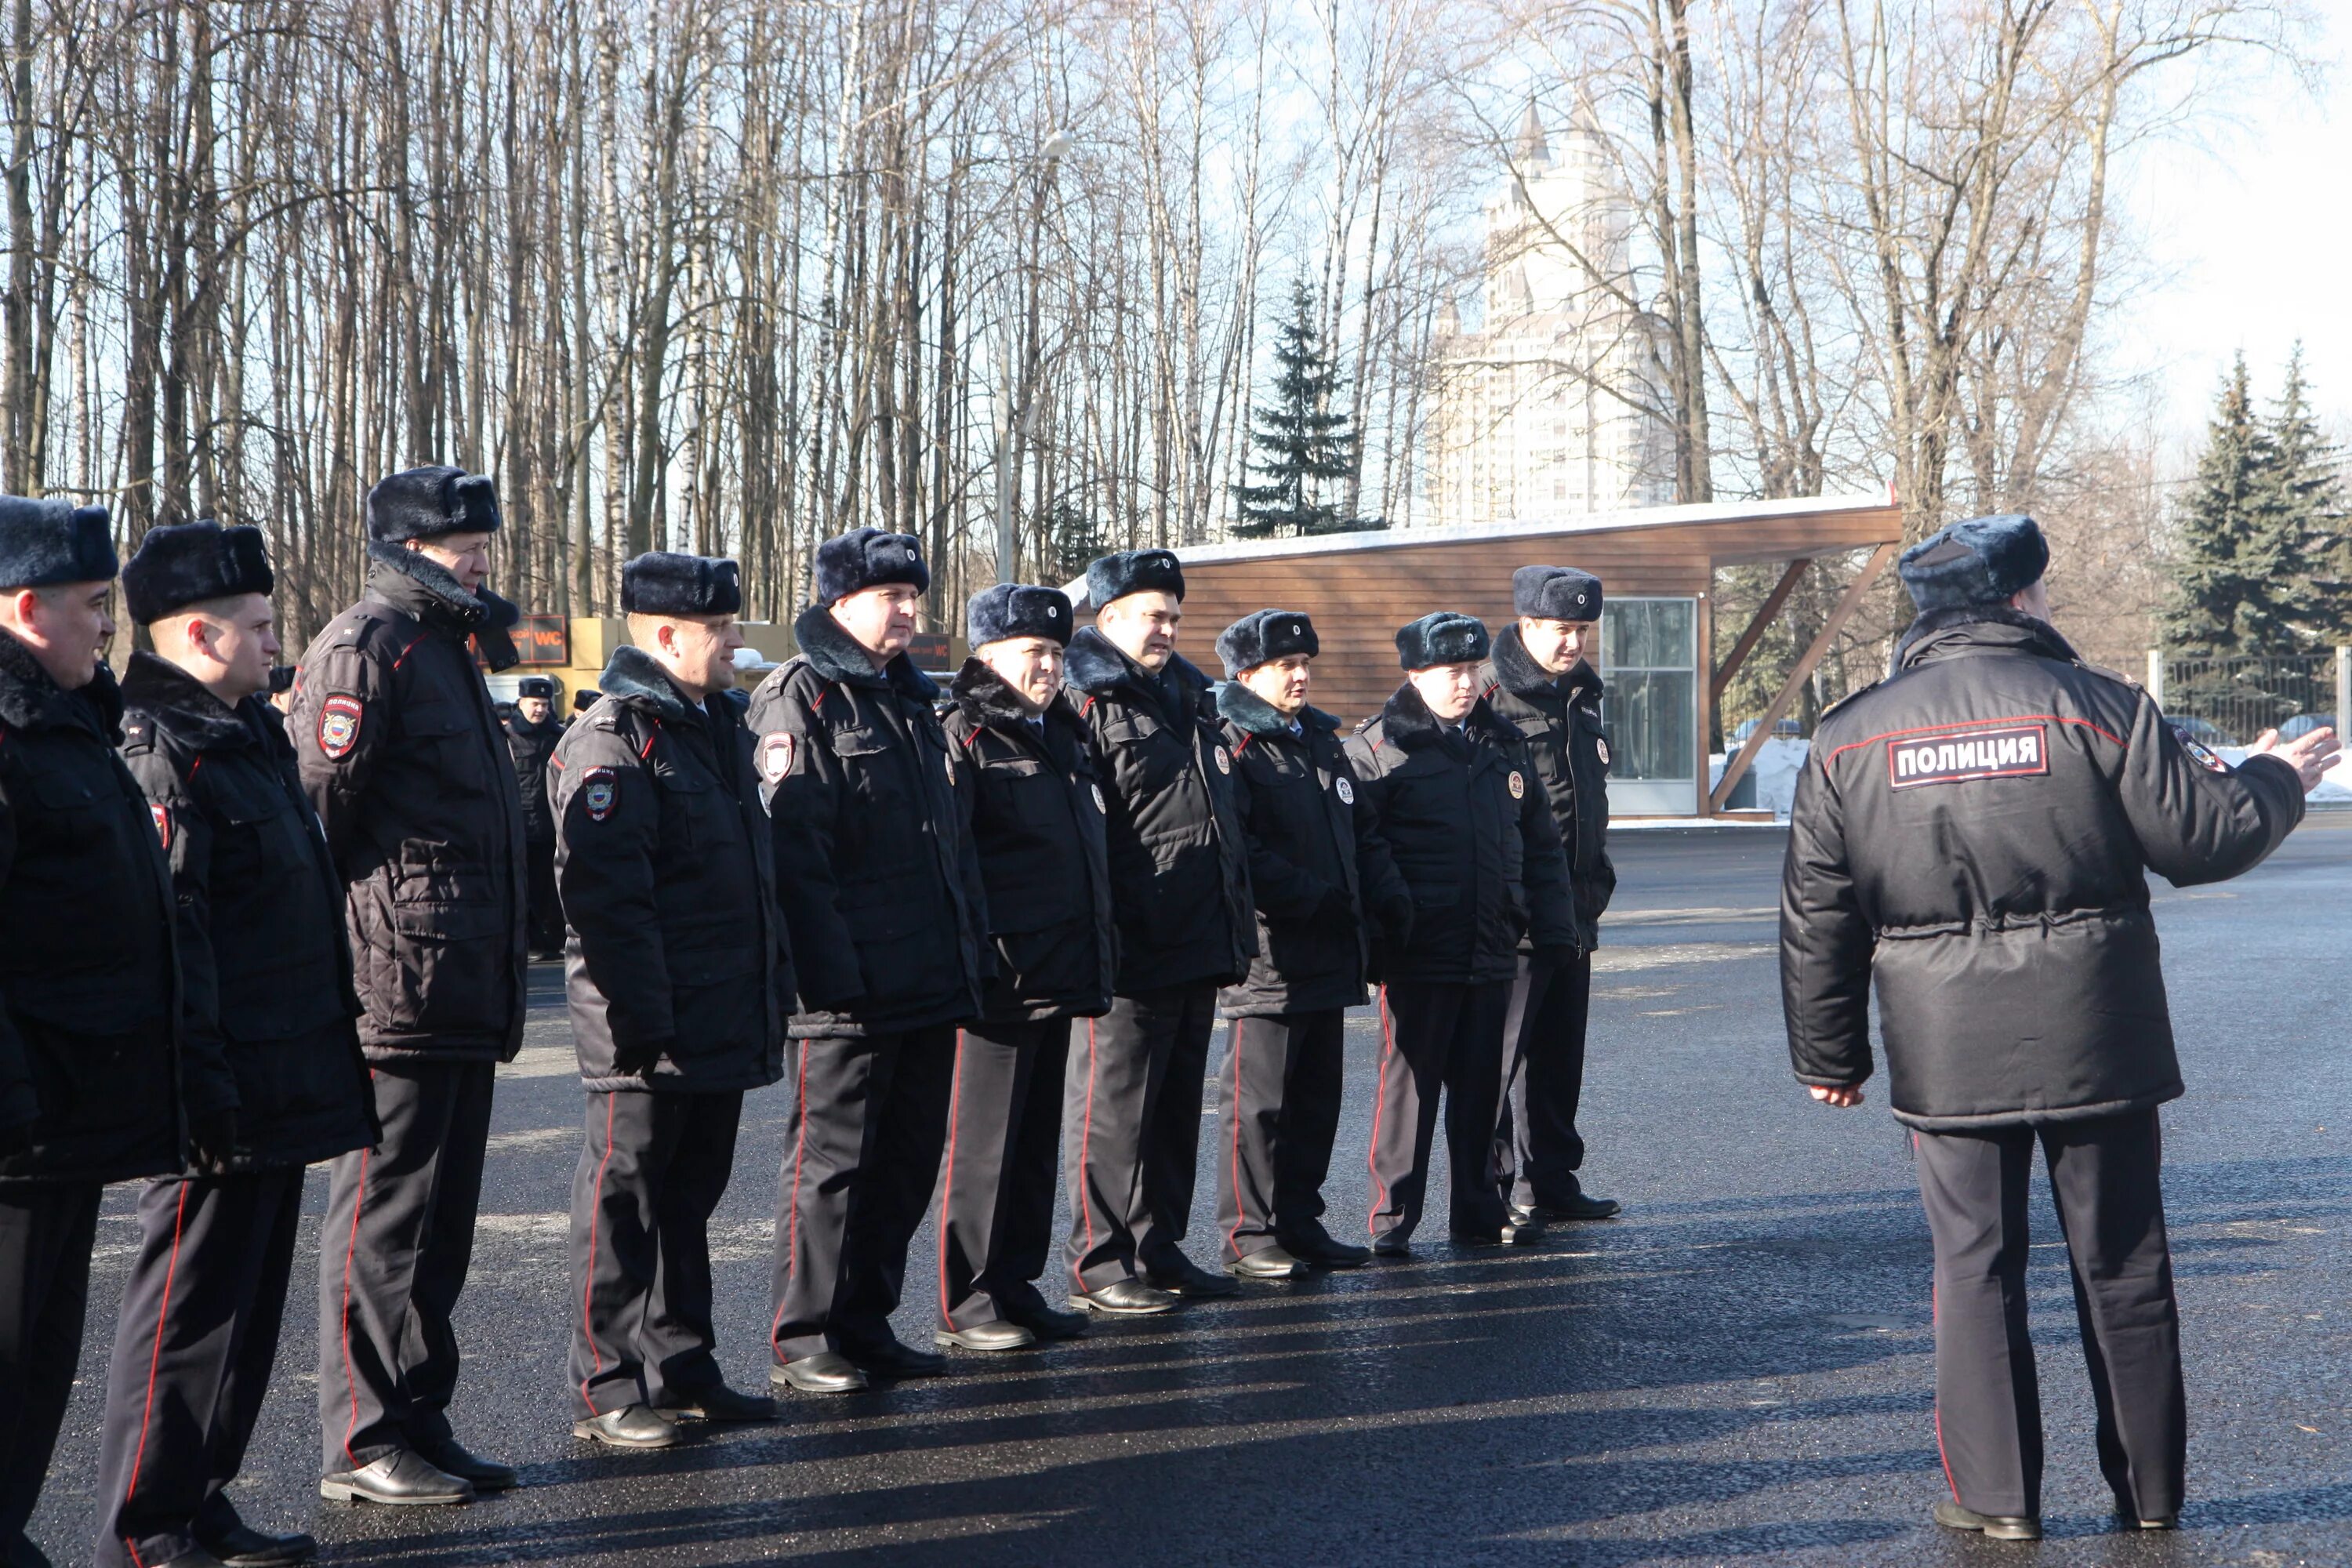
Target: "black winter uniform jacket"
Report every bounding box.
[506,710,563,844]
[292,545,528,1062]
[1345,683,1579,987]
[1481,626,1617,949]
[553,646,792,1092]
[748,608,988,1037]
[942,659,1116,1024]
[1214,683,1368,1018]
[1782,608,2307,1129]
[0,633,194,1185]
[1062,629,1254,995]
[120,652,376,1171]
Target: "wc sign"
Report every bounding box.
[1886,722,2049,789]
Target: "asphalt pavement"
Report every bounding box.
[29,817,2352,1566]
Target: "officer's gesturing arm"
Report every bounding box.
[553,733,672,1073]
[749,674,866,1011]
[0,786,34,1153]
[1780,750,1872,1105]
[291,643,387,875]
[122,745,242,1144]
[2120,691,2329,886]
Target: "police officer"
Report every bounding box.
[94,521,376,1568]
[0,499,202,1568]
[294,466,527,1505]
[1347,612,1577,1254]
[1210,610,1372,1278]
[750,528,988,1393]
[1784,514,2336,1541]
[557,553,792,1447]
[1062,550,1254,1312]
[1483,566,1621,1225]
[506,674,565,959]
[934,584,1112,1351]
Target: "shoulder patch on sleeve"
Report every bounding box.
[758,731,796,784]
[582,765,620,821]
[317,694,364,760]
[2173,727,2232,774]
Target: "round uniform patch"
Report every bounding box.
[149,804,170,851]
[1595,736,1611,769]
[758,731,795,784]
[1214,745,1232,775]
[582,767,619,822]
[1508,770,1526,800]
[317,693,363,760]
[1091,782,1106,814]
[1335,775,1355,805]
[2176,728,2231,775]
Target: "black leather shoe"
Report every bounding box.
[2117,1512,2178,1531]
[570,1406,681,1449]
[1283,1229,1372,1269]
[411,1438,517,1493]
[1536,1191,1622,1221]
[1933,1500,2042,1541]
[662,1383,776,1422]
[155,1552,224,1568]
[1008,1303,1091,1339]
[318,1450,474,1506]
[935,1320,1039,1352]
[198,1525,318,1567]
[770,1352,869,1395]
[848,1338,949,1377]
[1454,1217,1544,1247]
[1370,1233,1411,1258]
[1225,1245,1307,1279]
[1069,1279,1179,1316]
[1145,1255,1240,1297]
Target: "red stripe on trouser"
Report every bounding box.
[1366,989,1393,1236]
[337,1145,372,1467]
[1225,1023,1250,1256]
[771,1047,811,1341]
[579,1094,618,1414]
[120,1181,191,1567]
[938,1033,965,1328]
[1071,1018,1098,1289]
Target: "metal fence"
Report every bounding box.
[2153,649,2349,747]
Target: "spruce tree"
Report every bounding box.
[1232,279,1367,538]
[2161,354,2293,655]
[2260,347,2352,641]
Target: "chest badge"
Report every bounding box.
[1335,775,1355,805]
[758,731,795,784]
[317,694,363,760]
[149,804,171,851]
[1595,737,1611,769]
[1508,770,1526,800]
[1214,744,1232,775]
[582,766,619,822]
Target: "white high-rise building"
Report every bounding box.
[1428,106,1676,525]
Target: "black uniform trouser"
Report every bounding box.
[525,837,562,953]
[1365,981,1513,1245]
[92,1168,303,1568]
[771,1027,954,1363]
[1062,982,1216,1293]
[318,1058,495,1472]
[1494,950,1592,1209]
[570,1088,743,1418]
[1913,1109,2184,1522]
[0,1181,101,1561]
[937,1019,1071,1331]
[1213,1010,1345,1262]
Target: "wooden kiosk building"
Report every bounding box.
[1069,492,1904,818]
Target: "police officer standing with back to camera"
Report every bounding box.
[1483,566,1621,1226]
[506,673,566,959]
[1210,609,1373,1279]
[94,521,376,1568]
[555,552,793,1450]
[1348,612,1577,1255]
[0,498,203,1568]
[1784,514,2339,1543]
[1061,550,1255,1313]
[750,528,988,1394]
[933,583,1113,1352]
[294,465,527,1506]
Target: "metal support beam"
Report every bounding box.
[1710,542,1900,813]
[1710,558,1810,705]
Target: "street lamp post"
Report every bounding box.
[996,129,1072,586]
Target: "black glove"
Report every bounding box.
[1531,942,1581,970]
[612,1038,670,1079]
[188,1107,239,1168]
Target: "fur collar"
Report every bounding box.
[1490,622,1603,704]
[120,650,260,750]
[0,626,122,738]
[952,656,1085,740]
[364,540,491,633]
[1063,627,1212,713]
[1893,604,2080,673]
[791,604,941,702]
[1377,679,1523,753]
[597,643,706,725]
[1216,680,1335,741]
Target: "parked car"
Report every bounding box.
[2167,714,2234,748]
[1730,716,1806,745]
[2279,713,2336,741]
